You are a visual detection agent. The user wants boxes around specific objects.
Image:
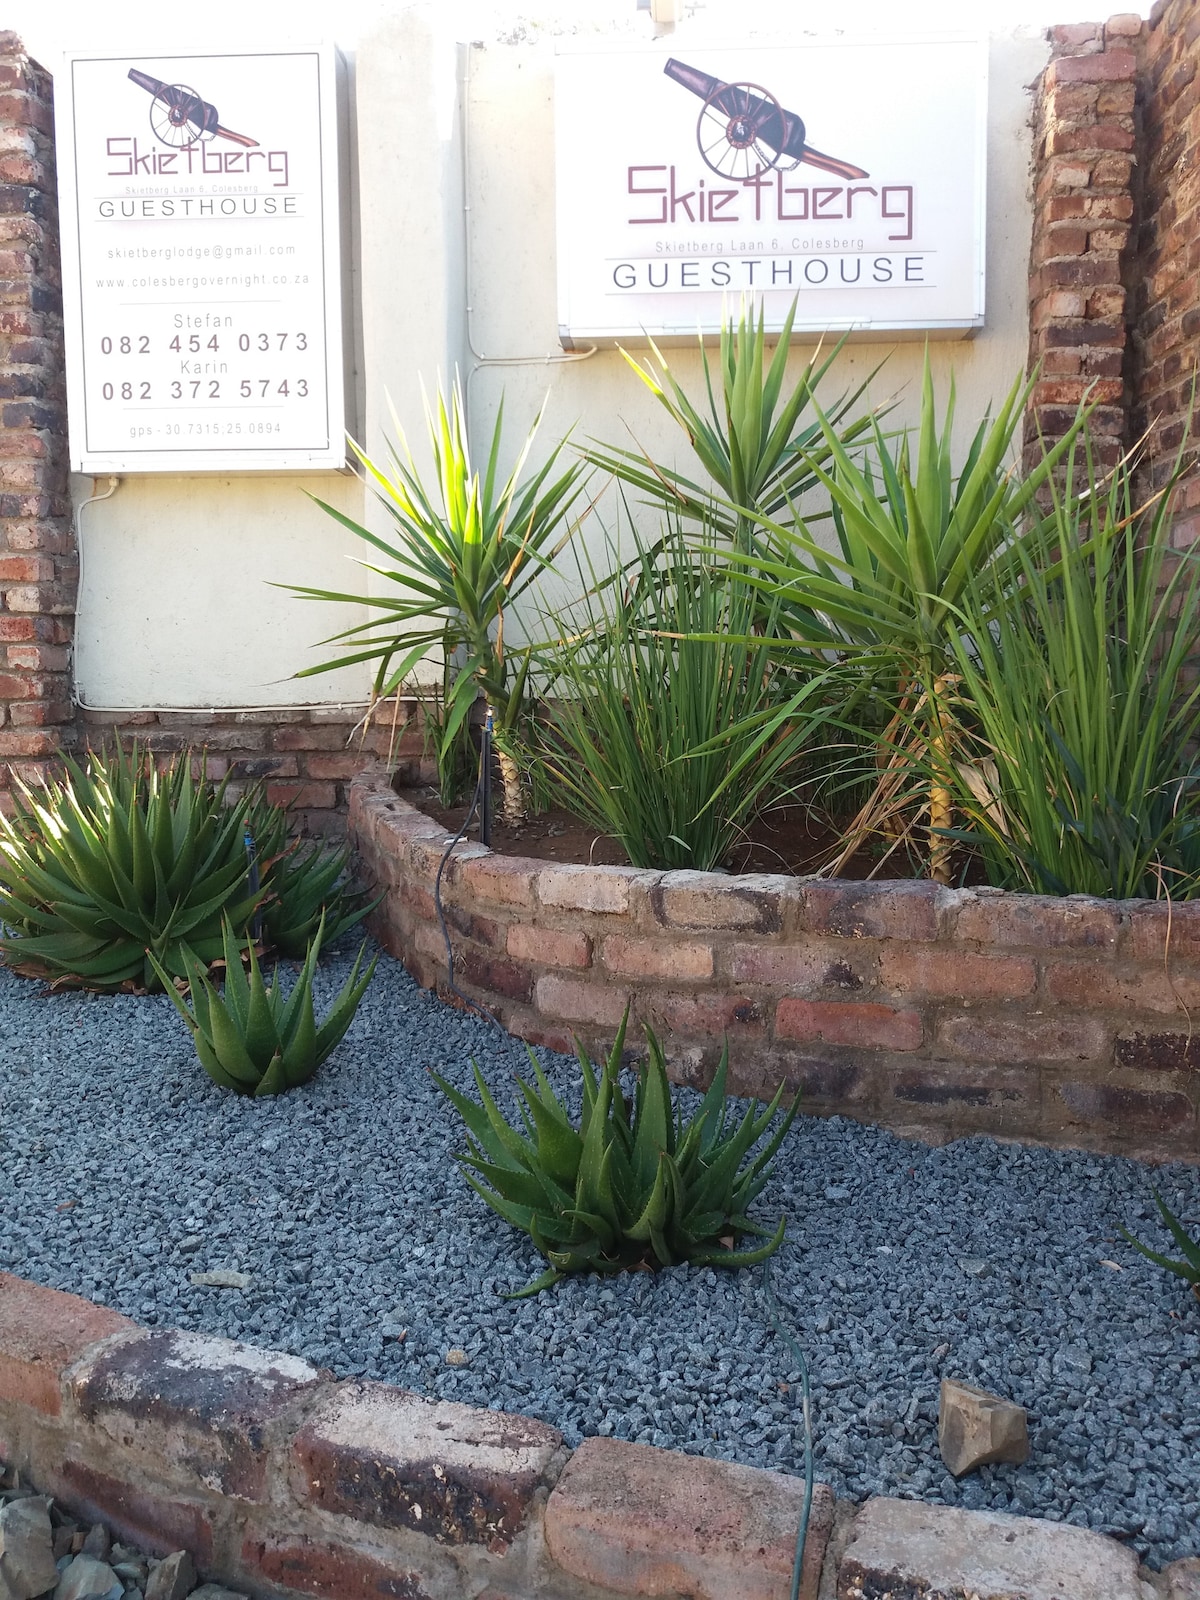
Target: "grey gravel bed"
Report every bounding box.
[0,942,1197,1570]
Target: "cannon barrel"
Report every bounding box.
[127,67,169,98]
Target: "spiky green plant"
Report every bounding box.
[1121,1191,1200,1305]
[0,745,265,991]
[585,297,878,552]
[288,380,587,816]
[434,1012,799,1296]
[244,810,379,959]
[151,913,376,1095]
[536,517,843,871]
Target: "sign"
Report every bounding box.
[554,34,988,347]
[55,47,347,473]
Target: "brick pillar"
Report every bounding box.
[1129,0,1200,525]
[0,32,75,804]
[1025,15,1142,472]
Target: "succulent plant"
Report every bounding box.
[1122,1190,1200,1304]
[0,744,265,991]
[151,912,376,1095]
[435,1012,799,1296]
[0,744,377,992]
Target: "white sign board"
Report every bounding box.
[555,34,987,347]
[55,48,347,473]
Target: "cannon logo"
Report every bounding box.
[103,67,290,189]
[665,57,869,185]
[128,69,258,151]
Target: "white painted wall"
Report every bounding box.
[67,3,1051,709]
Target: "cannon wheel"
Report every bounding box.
[149,84,215,148]
[696,80,784,181]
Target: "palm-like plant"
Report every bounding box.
[585,298,877,552]
[291,381,587,816]
[722,357,1089,880]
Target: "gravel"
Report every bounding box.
[0,942,1197,1569]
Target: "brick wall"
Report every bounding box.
[0,32,74,793]
[1025,15,1142,471]
[1128,0,1200,522]
[351,770,1200,1162]
[0,1271,1183,1600]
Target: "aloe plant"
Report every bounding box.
[289,381,587,817]
[0,745,265,991]
[435,1012,799,1296]
[1122,1191,1200,1305]
[152,913,376,1096]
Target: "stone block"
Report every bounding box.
[938,1379,1029,1475]
[1166,1558,1200,1600]
[291,1383,561,1547]
[836,1497,1143,1600]
[69,1329,321,1500]
[544,1436,834,1600]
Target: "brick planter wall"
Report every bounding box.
[1,1271,1190,1600]
[351,768,1200,1162]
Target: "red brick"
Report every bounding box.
[273,724,358,752]
[70,1328,320,1500]
[506,922,592,969]
[458,948,532,1004]
[1114,1031,1200,1072]
[535,973,631,1027]
[652,870,795,933]
[1048,50,1138,85]
[801,880,942,942]
[1055,1081,1196,1133]
[239,1536,433,1599]
[879,948,1036,1001]
[304,752,371,780]
[954,893,1119,950]
[53,1462,214,1565]
[292,1384,561,1547]
[886,1066,1039,1120]
[458,853,537,910]
[0,553,49,582]
[5,643,66,670]
[1125,901,1200,962]
[544,1437,835,1600]
[537,863,653,916]
[656,992,766,1035]
[601,933,713,982]
[266,780,336,810]
[0,1274,135,1416]
[0,728,56,755]
[0,615,34,641]
[936,1014,1109,1063]
[1103,13,1144,38]
[776,998,922,1051]
[1049,22,1102,49]
[727,940,878,991]
[1043,962,1197,1013]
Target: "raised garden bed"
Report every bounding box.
[351,767,1200,1164]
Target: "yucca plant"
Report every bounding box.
[1122,1191,1200,1305]
[288,381,587,818]
[151,912,376,1095]
[585,297,877,552]
[942,444,1200,900]
[536,518,843,871]
[722,356,1090,880]
[435,1011,800,1297]
[0,745,265,991]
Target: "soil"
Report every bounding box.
[394,782,940,881]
